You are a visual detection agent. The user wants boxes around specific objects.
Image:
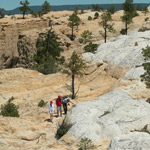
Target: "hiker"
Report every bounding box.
[56,95,62,117]
[62,96,73,114]
[47,101,55,122]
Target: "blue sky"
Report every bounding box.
[1,0,150,10]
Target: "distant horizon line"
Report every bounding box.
[5,2,150,11]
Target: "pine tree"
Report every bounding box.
[143,6,148,16]
[63,51,86,99]
[68,13,81,40]
[33,30,64,74]
[121,0,137,35]
[99,11,115,43]
[42,0,50,14]
[19,0,30,19]
[0,8,5,19]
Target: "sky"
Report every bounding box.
[1,0,150,10]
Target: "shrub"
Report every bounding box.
[99,111,110,118]
[88,16,92,21]
[8,96,15,103]
[78,137,95,150]
[78,38,84,43]
[81,30,92,44]
[0,102,19,117]
[55,117,72,139]
[38,100,47,107]
[94,12,99,19]
[120,29,126,35]
[145,17,149,22]
[84,42,98,53]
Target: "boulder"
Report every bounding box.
[66,90,150,142]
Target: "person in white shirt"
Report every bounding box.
[48,101,55,122]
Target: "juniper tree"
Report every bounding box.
[99,11,115,43]
[68,13,81,40]
[19,0,30,19]
[63,51,86,99]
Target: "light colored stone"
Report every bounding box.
[66,90,150,142]
[108,132,150,150]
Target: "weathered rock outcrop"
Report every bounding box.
[66,91,150,145]
[108,132,150,150]
[83,30,150,78]
[0,18,49,69]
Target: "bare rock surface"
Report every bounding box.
[66,90,150,143]
[108,132,150,150]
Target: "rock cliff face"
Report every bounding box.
[0,18,49,69]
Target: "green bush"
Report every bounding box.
[120,29,126,35]
[88,16,92,21]
[0,102,19,117]
[84,42,98,54]
[55,118,72,139]
[145,17,149,22]
[78,38,84,43]
[81,30,92,44]
[38,100,47,107]
[78,137,95,150]
[94,12,99,19]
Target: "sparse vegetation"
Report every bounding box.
[42,0,50,14]
[143,6,149,16]
[99,11,115,43]
[55,117,72,139]
[80,30,92,44]
[38,100,47,107]
[84,42,98,54]
[78,137,95,150]
[19,0,30,19]
[0,8,5,19]
[68,13,81,40]
[63,51,86,99]
[92,4,103,12]
[108,5,116,14]
[33,30,65,74]
[145,17,149,22]
[99,111,110,118]
[141,46,150,88]
[0,99,19,117]
[94,12,99,19]
[88,16,92,21]
[121,0,137,35]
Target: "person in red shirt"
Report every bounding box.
[56,95,62,117]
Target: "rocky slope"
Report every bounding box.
[0,10,150,150]
[0,10,149,69]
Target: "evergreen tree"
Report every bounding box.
[33,30,64,74]
[0,8,5,19]
[143,6,148,16]
[81,30,92,44]
[136,4,143,11]
[68,13,81,40]
[99,11,115,43]
[63,51,86,99]
[42,0,50,14]
[141,46,150,88]
[108,5,116,14]
[121,0,137,35]
[19,0,30,19]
